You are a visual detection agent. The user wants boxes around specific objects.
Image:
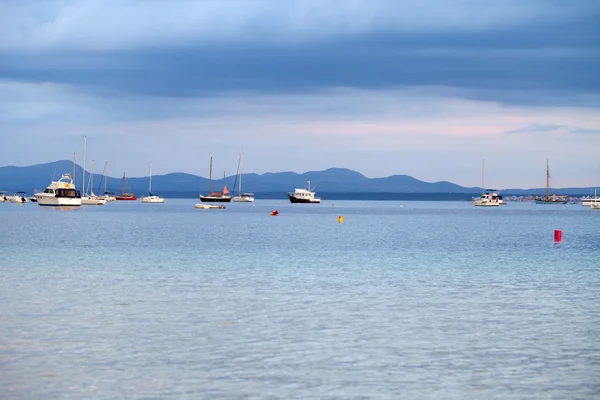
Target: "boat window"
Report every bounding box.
[55,188,80,198]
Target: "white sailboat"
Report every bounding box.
[98,161,116,202]
[140,160,165,203]
[232,150,254,202]
[472,159,500,207]
[81,137,106,205]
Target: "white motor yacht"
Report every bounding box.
[472,189,500,206]
[35,173,82,206]
[288,181,321,203]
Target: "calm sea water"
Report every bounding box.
[1,199,599,399]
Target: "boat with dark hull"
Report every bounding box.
[115,171,137,201]
[535,160,568,204]
[199,157,231,203]
[288,181,321,203]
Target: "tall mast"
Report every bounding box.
[482,158,485,195]
[149,160,153,194]
[83,135,87,195]
[223,170,226,192]
[122,172,125,195]
[208,156,213,193]
[239,150,243,196]
[90,160,94,195]
[103,161,108,194]
[72,152,76,182]
[546,159,550,197]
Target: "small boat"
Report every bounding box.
[194,203,226,209]
[80,155,106,205]
[232,150,255,202]
[582,190,600,207]
[199,157,232,202]
[535,160,567,204]
[115,172,137,201]
[472,160,500,207]
[97,161,116,202]
[140,161,165,203]
[473,190,500,206]
[8,191,29,203]
[29,196,37,203]
[35,173,82,206]
[99,192,117,202]
[591,203,600,210]
[288,180,321,203]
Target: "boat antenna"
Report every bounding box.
[71,151,76,181]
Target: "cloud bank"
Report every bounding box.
[0,0,599,187]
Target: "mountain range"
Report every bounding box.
[0,160,597,198]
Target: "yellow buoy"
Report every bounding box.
[19,203,23,206]
[338,215,344,223]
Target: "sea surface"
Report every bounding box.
[1,199,599,399]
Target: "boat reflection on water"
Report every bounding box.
[44,206,81,212]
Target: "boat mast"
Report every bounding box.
[223,170,226,192]
[208,156,213,193]
[103,161,108,194]
[122,172,126,195]
[83,135,87,196]
[546,159,550,197]
[482,158,485,195]
[149,160,153,194]
[72,152,76,182]
[239,150,243,196]
[90,160,94,195]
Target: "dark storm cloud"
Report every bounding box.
[0,2,598,106]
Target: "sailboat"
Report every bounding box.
[115,172,137,201]
[98,161,116,202]
[535,159,568,204]
[141,160,165,203]
[199,157,232,202]
[80,137,107,205]
[232,150,254,202]
[472,159,500,206]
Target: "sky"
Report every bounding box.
[0,0,599,189]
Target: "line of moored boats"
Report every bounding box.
[471,159,600,209]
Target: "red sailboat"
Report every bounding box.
[115,171,137,201]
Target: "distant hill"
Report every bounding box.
[0,160,596,197]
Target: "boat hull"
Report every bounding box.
[115,196,137,201]
[81,195,107,205]
[288,194,321,203]
[36,195,81,207]
[141,196,165,203]
[199,196,231,203]
[232,196,254,202]
[582,198,600,206]
[535,200,568,204]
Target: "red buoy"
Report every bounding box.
[554,229,562,242]
[270,210,279,216]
